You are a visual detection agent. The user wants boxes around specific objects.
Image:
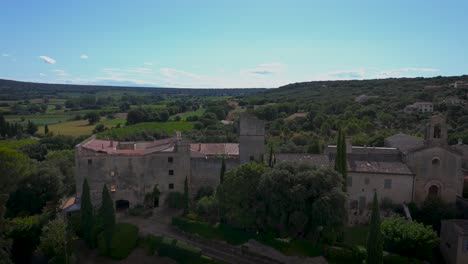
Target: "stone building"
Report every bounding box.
[277,115,464,224]
[74,113,264,209]
[440,219,468,264]
[404,102,433,113]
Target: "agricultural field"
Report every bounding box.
[171,107,205,120]
[98,121,194,139]
[39,117,127,137]
[5,114,71,125]
[0,138,38,149]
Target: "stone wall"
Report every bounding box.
[190,157,239,197]
[75,142,190,208]
[347,172,414,225]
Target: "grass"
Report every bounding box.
[172,108,205,121]
[45,119,96,136]
[98,121,195,139]
[0,138,38,149]
[343,225,369,247]
[172,216,321,257]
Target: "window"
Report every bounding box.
[110,184,116,192]
[347,176,352,187]
[432,158,440,166]
[169,170,174,175]
[168,183,174,189]
[350,200,358,209]
[384,179,392,189]
[434,124,441,138]
[88,159,92,165]
[464,239,468,251]
[365,178,370,185]
[249,155,254,161]
[168,157,173,163]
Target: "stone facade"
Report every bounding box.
[239,112,265,163]
[406,115,463,203]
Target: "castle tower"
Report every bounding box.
[239,113,265,164]
[425,115,448,147]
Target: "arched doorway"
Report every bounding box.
[428,185,439,199]
[115,200,130,211]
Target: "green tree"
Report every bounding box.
[217,162,266,229]
[381,216,439,260]
[80,178,94,247]
[367,192,383,264]
[44,124,49,135]
[268,146,274,167]
[183,176,189,215]
[85,112,100,125]
[0,147,30,218]
[38,215,76,264]
[26,120,38,135]
[99,185,115,255]
[220,156,226,183]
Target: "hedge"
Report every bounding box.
[98,223,139,260]
[142,234,220,264]
[324,246,422,264]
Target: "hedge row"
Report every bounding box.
[98,223,139,260]
[143,234,219,264]
[323,246,423,264]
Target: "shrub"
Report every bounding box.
[195,186,214,201]
[383,253,423,264]
[381,217,439,260]
[195,196,219,223]
[166,192,185,209]
[143,234,162,256]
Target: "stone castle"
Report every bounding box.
[75,114,466,223]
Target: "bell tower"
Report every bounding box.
[425,115,448,147]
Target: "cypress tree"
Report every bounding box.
[220,156,226,183]
[44,124,49,135]
[268,146,274,167]
[183,176,189,215]
[334,129,342,171]
[341,131,348,192]
[80,178,94,247]
[99,185,115,255]
[367,192,383,264]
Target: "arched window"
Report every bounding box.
[432,157,440,166]
[433,124,441,139]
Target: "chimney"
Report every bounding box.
[346,138,352,154]
[198,143,201,151]
[110,139,114,148]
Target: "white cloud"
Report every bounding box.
[144,62,153,66]
[377,67,439,77]
[51,69,69,76]
[80,54,89,59]
[39,56,56,64]
[2,53,10,57]
[39,73,46,76]
[244,62,286,75]
[103,67,153,74]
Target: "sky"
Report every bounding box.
[1,0,467,88]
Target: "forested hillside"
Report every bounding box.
[241,75,468,152]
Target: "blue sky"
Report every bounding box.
[1,0,467,88]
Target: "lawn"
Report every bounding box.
[171,108,205,121]
[98,121,195,139]
[343,225,369,247]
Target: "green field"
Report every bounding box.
[171,107,205,120]
[5,114,71,125]
[0,138,38,149]
[98,121,194,139]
